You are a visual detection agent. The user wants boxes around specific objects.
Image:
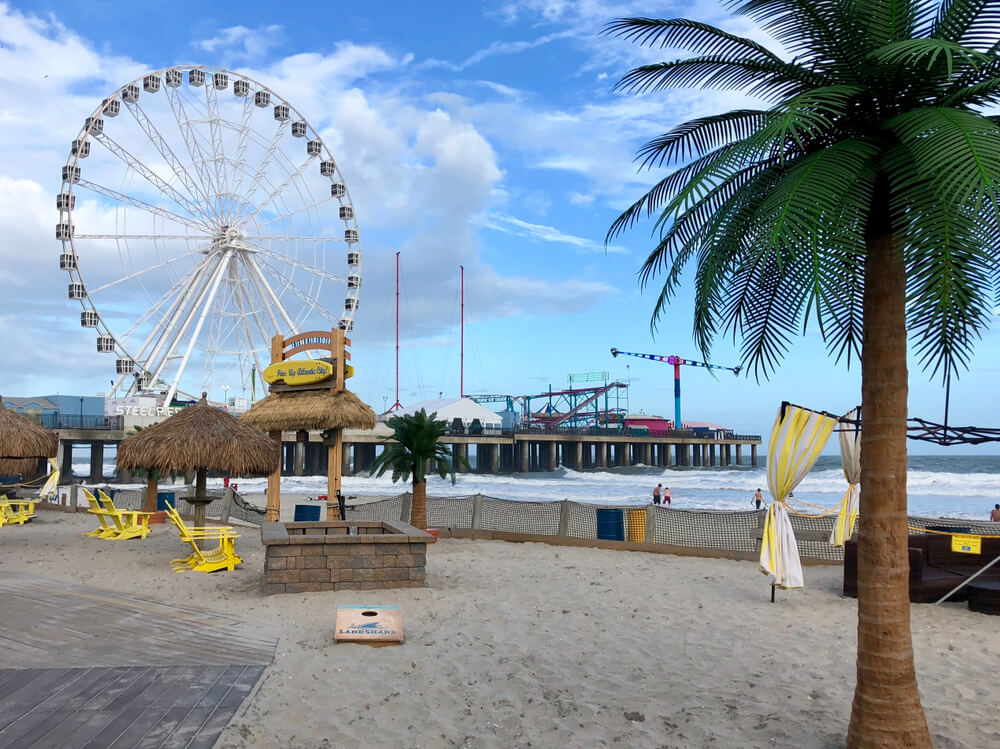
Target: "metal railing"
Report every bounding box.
[21,413,124,430]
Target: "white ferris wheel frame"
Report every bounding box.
[57,65,361,404]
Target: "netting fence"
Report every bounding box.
[78,487,1000,563]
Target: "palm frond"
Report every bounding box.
[636,110,771,168]
[603,17,783,62]
[932,0,1000,50]
[871,37,990,75]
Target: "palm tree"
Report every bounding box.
[369,409,465,529]
[606,3,1000,746]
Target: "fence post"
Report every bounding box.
[220,487,234,524]
[401,492,412,523]
[69,483,79,513]
[645,505,656,544]
[558,500,570,537]
[472,493,483,531]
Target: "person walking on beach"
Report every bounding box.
[663,486,672,506]
[991,504,1000,522]
[752,488,764,510]
[653,483,662,504]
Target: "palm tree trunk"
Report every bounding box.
[847,191,930,748]
[410,479,427,530]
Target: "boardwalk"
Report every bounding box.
[0,574,275,748]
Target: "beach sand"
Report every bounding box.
[1,511,996,748]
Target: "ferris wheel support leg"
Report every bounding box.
[244,253,298,334]
[143,259,216,389]
[239,252,284,335]
[164,251,234,406]
[232,282,266,379]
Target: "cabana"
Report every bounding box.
[0,396,57,483]
[116,393,280,529]
[241,329,376,522]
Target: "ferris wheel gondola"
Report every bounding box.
[57,65,361,404]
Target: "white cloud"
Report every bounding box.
[196,24,284,63]
[569,191,594,205]
[484,214,624,254]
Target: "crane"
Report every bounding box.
[610,348,741,429]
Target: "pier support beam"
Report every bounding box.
[453,443,469,473]
[59,440,74,480]
[596,442,607,468]
[736,444,743,466]
[342,443,352,475]
[702,444,709,467]
[722,444,730,466]
[294,430,308,477]
[751,444,758,467]
[89,442,104,483]
[571,442,583,471]
[518,441,530,473]
[643,443,652,466]
[486,444,499,474]
[547,443,558,471]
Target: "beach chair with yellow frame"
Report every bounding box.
[164,501,241,573]
[82,488,151,540]
[0,495,36,527]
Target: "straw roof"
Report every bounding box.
[116,393,280,475]
[242,389,376,432]
[0,457,43,477]
[0,398,57,462]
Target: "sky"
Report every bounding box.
[2,0,999,451]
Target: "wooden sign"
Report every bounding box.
[263,359,334,386]
[952,534,982,554]
[335,606,404,645]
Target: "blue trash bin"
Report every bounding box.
[156,492,175,511]
[595,508,625,541]
[294,504,321,522]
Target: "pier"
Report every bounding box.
[53,426,762,482]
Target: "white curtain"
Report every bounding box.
[760,404,837,589]
[830,409,861,546]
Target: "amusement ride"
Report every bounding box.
[57,65,361,405]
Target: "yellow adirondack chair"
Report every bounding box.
[97,490,151,541]
[164,501,241,573]
[0,495,36,527]
[82,488,151,540]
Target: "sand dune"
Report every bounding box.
[0,511,996,748]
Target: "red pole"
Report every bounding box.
[460,265,464,398]
[390,251,402,412]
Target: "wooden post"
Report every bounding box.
[266,430,281,522]
[221,487,234,524]
[193,467,207,549]
[143,470,159,513]
[265,333,284,522]
[327,328,347,521]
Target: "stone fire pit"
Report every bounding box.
[261,520,431,595]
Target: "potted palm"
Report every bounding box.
[369,409,467,533]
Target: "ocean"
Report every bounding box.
[76,451,1000,521]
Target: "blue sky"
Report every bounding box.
[2,0,999,451]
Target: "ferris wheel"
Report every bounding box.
[57,65,361,404]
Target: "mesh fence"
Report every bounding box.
[480,496,562,535]
[653,507,761,552]
[348,495,404,522]
[94,485,999,563]
[427,496,475,528]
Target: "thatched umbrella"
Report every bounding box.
[117,393,280,529]
[243,389,376,521]
[0,397,58,481]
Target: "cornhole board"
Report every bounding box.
[335,606,404,646]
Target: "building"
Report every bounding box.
[3,395,105,429]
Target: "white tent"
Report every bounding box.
[395,398,502,428]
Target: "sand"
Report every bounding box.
[1,510,997,749]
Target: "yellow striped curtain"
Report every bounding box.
[760,404,837,589]
[830,409,860,546]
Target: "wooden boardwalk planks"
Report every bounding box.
[0,573,275,748]
[0,573,276,668]
[0,665,266,748]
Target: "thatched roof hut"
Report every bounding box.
[116,393,280,475]
[0,398,58,477]
[241,390,376,432]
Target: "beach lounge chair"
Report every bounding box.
[82,488,151,540]
[164,501,241,573]
[0,495,36,526]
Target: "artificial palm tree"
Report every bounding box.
[369,409,465,529]
[606,3,1000,747]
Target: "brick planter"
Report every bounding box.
[261,520,431,595]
